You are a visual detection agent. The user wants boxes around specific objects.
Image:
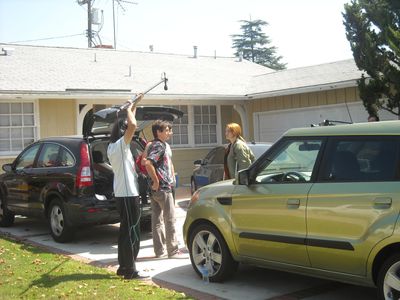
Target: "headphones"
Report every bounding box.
[119,119,128,137]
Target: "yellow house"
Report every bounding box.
[0,45,396,184]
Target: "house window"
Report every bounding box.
[169,105,219,147]
[0,102,37,155]
[194,105,217,145]
[170,105,189,146]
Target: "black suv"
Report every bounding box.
[0,106,182,243]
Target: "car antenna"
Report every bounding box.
[344,96,353,123]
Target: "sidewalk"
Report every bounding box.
[0,187,376,300]
[175,186,191,200]
[97,186,219,299]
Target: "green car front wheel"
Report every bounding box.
[188,223,238,282]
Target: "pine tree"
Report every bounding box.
[231,19,286,70]
[343,0,400,118]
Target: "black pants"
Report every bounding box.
[116,196,141,273]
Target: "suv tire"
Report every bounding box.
[0,194,15,227]
[188,223,238,282]
[48,198,74,243]
[377,253,400,300]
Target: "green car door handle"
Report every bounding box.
[287,198,300,208]
[374,197,392,208]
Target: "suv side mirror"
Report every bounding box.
[193,159,202,165]
[2,163,13,173]
[237,169,249,185]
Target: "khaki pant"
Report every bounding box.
[150,190,178,256]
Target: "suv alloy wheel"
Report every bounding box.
[48,198,74,243]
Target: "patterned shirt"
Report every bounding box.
[147,139,173,191]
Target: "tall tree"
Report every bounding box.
[231,19,286,70]
[343,0,400,118]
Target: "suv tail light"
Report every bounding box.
[76,142,93,188]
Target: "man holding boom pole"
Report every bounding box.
[107,94,149,280]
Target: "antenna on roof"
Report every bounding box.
[112,0,138,49]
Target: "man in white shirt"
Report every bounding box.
[107,95,148,280]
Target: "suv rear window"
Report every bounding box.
[37,143,60,168]
[60,147,75,167]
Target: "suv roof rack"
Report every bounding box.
[311,120,352,127]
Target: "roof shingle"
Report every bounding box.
[0,45,361,99]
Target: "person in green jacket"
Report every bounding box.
[224,122,255,179]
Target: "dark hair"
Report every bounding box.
[151,120,172,139]
[110,118,127,143]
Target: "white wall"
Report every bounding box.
[254,102,398,143]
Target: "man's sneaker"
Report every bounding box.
[123,271,150,280]
[155,252,168,259]
[168,250,189,259]
[116,268,134,276]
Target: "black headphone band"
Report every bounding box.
[119,119,128,137]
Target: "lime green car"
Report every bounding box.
[183,121,400,300]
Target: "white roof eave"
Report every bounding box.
[246,79,359,100]
[0,90,247,103]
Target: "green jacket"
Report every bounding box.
[226,139,255,179]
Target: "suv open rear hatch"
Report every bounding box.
[83,106,183,138]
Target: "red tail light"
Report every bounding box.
[76,142,93,188]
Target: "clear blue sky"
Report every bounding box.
[0,0,353,68]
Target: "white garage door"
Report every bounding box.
[254,102,397,143]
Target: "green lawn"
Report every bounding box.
[0,235,192,299]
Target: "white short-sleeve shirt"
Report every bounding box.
[107,137,139,197]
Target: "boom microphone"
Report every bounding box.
[164,76,168,91]
[118,72,169,111]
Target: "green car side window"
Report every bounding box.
[256,140,322,183]
[321,139,398,182]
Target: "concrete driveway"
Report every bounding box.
[0,187,378,300]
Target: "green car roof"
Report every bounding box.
[283,120,400,137]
